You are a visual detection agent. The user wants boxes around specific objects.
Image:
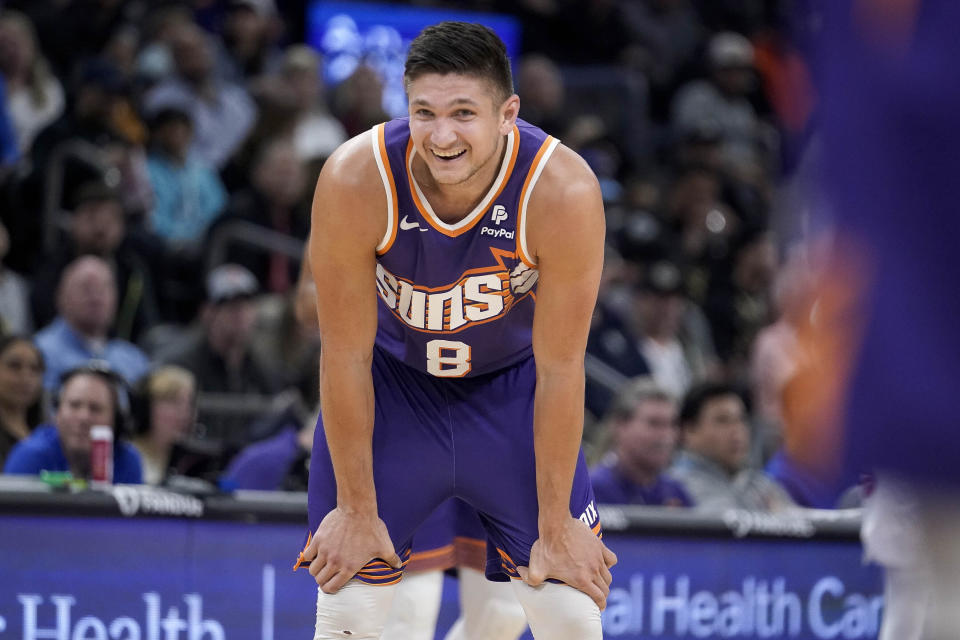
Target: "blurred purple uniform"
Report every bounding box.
[815,0,960,487]
[300,118,600,584]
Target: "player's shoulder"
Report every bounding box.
[528,142,602,214]
[318,127,382,189]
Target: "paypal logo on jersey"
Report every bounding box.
[482,205,513,239]
[481,226,514,239]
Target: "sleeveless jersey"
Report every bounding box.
[370,117,559,377]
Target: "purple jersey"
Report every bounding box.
[371,117,558,377]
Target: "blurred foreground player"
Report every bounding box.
[299,21,615,640]
[787,2,960,639]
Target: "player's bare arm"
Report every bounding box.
[300,132,401,593]
[518,144,618,608]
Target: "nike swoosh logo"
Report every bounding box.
[400,215,427,232]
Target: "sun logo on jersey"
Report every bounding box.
[376,247,537,333]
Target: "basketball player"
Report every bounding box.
[295,253,528,639]
[298,21,615,640]
[784,2,960,639]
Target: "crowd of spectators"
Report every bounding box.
[0,0,846,511]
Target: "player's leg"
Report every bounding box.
[878,566,929,640]
[444,500,528,640]
[449,357,604,640]
[444,567,528,640]
[314,581,399,640]
[380,570,445,640]
[306,347,456,638]
[381,500,458,640]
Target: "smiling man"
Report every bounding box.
[297,21,616,640]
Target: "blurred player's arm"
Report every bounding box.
[302,132,401,592]
[522,144,616,608]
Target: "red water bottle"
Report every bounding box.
[90,425,114,487]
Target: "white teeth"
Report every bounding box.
[433,150,465,159]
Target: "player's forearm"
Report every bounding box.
[319,350,377,514]
[533,364,586,535]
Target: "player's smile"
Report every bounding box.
[432,148,466,161]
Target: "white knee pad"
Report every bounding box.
[381,570,444,640]
[314,579,397,639]
[444,568,528,640]
[510,579,602,640]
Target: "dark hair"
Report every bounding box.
[0,335,46,429]
[679,382,746,430]
[56,362,131,436]
[404,22,514,103]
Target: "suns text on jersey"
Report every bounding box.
[375,258,537,333]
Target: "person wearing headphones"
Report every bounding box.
[3,363,142,483]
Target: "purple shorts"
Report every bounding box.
[302,346,599,584]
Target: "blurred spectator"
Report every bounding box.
[517,54,569,135]
[212,138,309,293]
[704,226,777,383]
[102,24,140,82]
[280,45,346,164]
[159,264,282,444]
[145,105,226,250]
[130,364,195,485]
[34,255,150,391]
[586,260,717,414]
[30,57,128,198]
[217,0,283,83]
[589,378,692,507]
[633,261,714,397]
[622,0,704,103]
[663,167,739,292]
[221,404,312,491]
[217,76,299,193]
[135,5,194,84]
[30,181,160,341]
[221,248,316,491]
[144,22,257,168]
[0,220,31,334]
[129,365,220,486]
[0,10,64,154]
[669,382,795,511]
[332,64,389,138]
[4,364,142,483]
[0,335,44,469]
[671,32,767,175]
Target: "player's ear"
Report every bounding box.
[499,94,520,136]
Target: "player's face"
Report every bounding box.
[407,73,519,187]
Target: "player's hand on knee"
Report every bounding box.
[302,507,402,594]
[517,517,614,610]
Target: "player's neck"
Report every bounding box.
[414,135,506,223]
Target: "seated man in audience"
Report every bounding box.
[4,364,142,483]
[590,378,692,507]
[669,382,795,512]
[34,255,151,391]
[160,263,281,445]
